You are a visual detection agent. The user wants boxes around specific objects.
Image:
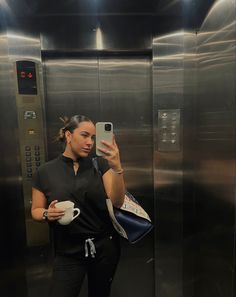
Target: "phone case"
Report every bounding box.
[96,122,113,156]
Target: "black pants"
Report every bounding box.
[49,234,120,297]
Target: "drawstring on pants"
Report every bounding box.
[84,238,96,258]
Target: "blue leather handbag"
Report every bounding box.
[92,158,153,244]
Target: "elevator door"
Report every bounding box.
[43,55,154,297]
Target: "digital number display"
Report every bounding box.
[16,61,37,95]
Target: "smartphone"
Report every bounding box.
[96,122,113,156]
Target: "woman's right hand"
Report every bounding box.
[47,200,65,221]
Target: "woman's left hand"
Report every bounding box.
[97,135,122,171]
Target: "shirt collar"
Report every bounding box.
[59,154,82,163]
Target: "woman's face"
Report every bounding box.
[66,121,96,157]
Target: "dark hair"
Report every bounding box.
[56,115,92,143]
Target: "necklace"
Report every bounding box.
[73,161,79,175]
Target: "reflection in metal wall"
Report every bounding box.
[0,1,236,297]
[43,55,154,297]
[0,27,28,297]
[182,31,197,297]
[153,31,184,297]
[153,1,236,296]
[99,57,153,191]
[6,31,51,297]
[99,56,154,297]
[194,0,236,296]
[43,57,101,159]
[43,56,104,297]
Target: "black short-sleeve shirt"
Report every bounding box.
[32,154,116,255]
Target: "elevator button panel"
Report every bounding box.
[22,144,43,177]
[14,60,49,247]
[158,109,181,151]
[15,61,46,185]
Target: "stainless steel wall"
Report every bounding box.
[43,54,154,297]
[153,31,184,297]
[4,29,51,297]
[0,1,236,297]
[183,0,236,296]
[0,12,28,297]
[193,0,236,296]
[182,31,197,297]
[153,1,236,297]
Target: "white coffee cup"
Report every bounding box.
[55,201,80,225]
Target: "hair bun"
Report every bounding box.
[56,127,66,143]
[59,116,70,126]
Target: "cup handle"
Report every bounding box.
[72,208,80,221]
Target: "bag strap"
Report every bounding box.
[92,157,102,176]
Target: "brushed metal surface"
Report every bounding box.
[153,31,185,109]
[193,1,236,296]
[153,31,184,297]
[182,31,197,297]
[1,1,235,297]
[0,26,28,297]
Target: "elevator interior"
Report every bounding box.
[0,1,235,297]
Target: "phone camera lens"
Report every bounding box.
[105,124,111,131]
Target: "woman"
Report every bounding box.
[31,115,125,297]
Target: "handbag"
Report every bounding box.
[92,158,153,244]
